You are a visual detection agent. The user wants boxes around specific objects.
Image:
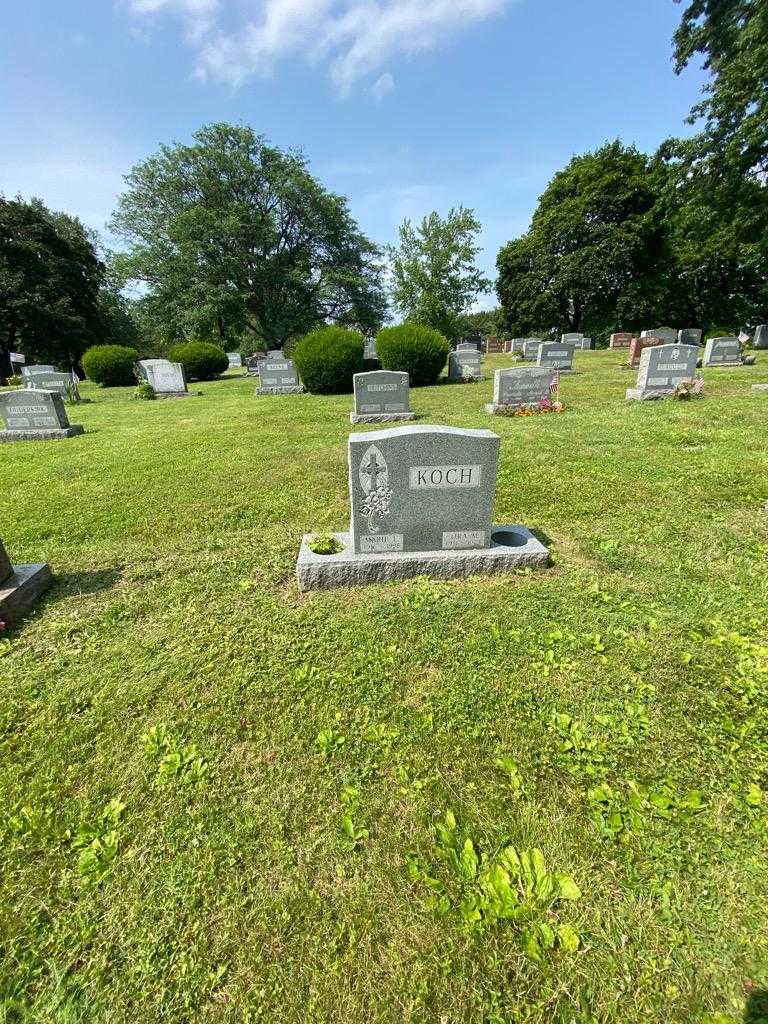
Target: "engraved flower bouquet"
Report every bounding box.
[362,484,393,534]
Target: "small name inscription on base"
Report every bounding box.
[410,465,482,489]
[442,530,486,549]
[360,534,404,553]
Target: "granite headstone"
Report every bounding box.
[486,367,554,414]
[703,336,741,367]
[678,329,703,347]
[351,370,414,423]
[257,357,302,395]
[537,342,574,372]
[626,344,699,400]
[0,389,84,441]
[448,349,482,381]
[610,333,633,349]
[753,325,768,350]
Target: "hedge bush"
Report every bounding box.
[376,324,450,387]
[292,327,364,395]
[168,342,229,381]
[705,326,738,340]
[82,345,139,387]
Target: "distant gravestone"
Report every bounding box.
[610,333,633,349]
[537,342,574,372]
[28,371,80,400]
[245,356,261,377]
[363,338,379,364]
[578,337,593,350]
[256,356,302,395]
[561,333,583,345]
[641,328,677,344]
[227,352,243,368]
[138,359,190,397]
[486,367,554,414]
[485,337,505,354]
[296,424,548,589]
[753,325,768,350]
[21,365,55,381]
[510,339,527,355]
[0,538,53,628]
[703,336,741,367]
[0,390,84,441]
[522,339,542,360]
[626,344,699,401]
[678,328,703,346]
[448,348,482,381]
[628,335,664,369]
[351,370,414,424]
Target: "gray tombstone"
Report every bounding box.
[27,371,80,400]
[138,359,189,396]
[21,365,55,381]
[486,367,554,414]
[678,328,703,346]
[256,357,302,395]
[626,344,699,400]
[244,356,261,377]
[448,349,482,381]
[561,333,583,345]
[641,328,677,344]
[703,336,741,367]
[510,339,527,355]
[296,424,549,589]
[580,337,593,350]
[227,352,243,368]
[351,371,414,424]
[0,389,84,441]
[753,325,768,350]
[0,538,53,627]
[363,338,379,364]
[522,339,542,361]
[537,342,575,372]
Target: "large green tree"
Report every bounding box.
[0,198,104,375]
[110,123,386,349]
[388,207,491,342]
[497,143,672,339]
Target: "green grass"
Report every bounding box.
[1,351,768,1024]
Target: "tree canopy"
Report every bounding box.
[0,197,105,375]
[110,123,387,350]
[388,207,491,342]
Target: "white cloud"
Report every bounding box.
[126,0,514,93]
[371,72,395,102]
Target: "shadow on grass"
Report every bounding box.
[529,527,555,548]
[48,567,122,602]
[745,989,768,1022]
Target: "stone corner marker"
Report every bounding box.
[0,539,53,628]
[350,370,415,424]
[0,390,84,442]
[295,423,549,590]
[256,357,303,395]
[626,344,699,401]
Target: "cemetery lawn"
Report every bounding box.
[2,350,768,1024]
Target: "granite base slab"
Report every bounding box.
[626,388,676,402]
[485,402,540,415]
[704,362,741,369]
[256,386,305,396]
[0,426,85,442]
[296,525,549,591]
[349,411,416,424]
[0,563,53,626]
[154,391,201,399]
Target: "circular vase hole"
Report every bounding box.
[491,529,527,548]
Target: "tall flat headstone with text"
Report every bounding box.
[0,390,84,442]
[537,342,574,372]
[703,336,741,367]
[626,344,699,401]
[522,339,542,361]
[363,338,379,366]
[610,333,633,349]
[227,352,243,368]
[27,371,80,400]
[448,348,482,381]
[256,357,302,395]
[0,538,53,628]
[138,360,191,397]
[296,424,548,589]
[753,325,768,350]
[678,328,703,346]
[351,370,414,424]
[486,367,554,414]
[628,335,664,369]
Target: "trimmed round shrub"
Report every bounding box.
[82,344,139,387]
[292,326,364,395]
[376,324,450,387]
[168,341,229,381]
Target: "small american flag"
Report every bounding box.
[738,330,750,344]
[691,376,705,395]
[549,371,560,395]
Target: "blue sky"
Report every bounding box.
[1,0,707,304]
